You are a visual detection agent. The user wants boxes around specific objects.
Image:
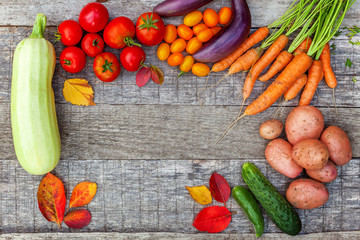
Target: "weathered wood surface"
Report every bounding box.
[1,159,360,234]
[0,0,360,238]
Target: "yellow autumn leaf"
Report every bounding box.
[63,78,95,106]
[186,185,212,205]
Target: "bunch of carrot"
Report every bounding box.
[215,0,356,143]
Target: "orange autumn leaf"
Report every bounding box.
[63,78,95,106]
[69,182,97,209]
[37,173,66,228]
[186,185,212,205]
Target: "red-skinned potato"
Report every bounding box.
[265,139,303,178]
[306,160,338,183]
[286,178,329,209]
[259,119,283,140]
[320,126,352,166]
[292,139,329,170]
[285,106,324,145]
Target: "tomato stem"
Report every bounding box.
[92,38,100,49]
[62,59,71,65]
[138,13,159,31]
[102,59,113,73]
[124,37,142,47]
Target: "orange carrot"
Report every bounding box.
[242,34,289,101]
[245,53,313,116]
[293,37,312,55]
[299,60,323,106]
[320,43,337,88]
[227,47,263,75]
[211,27,269,72]
[284,74,307,100]
[258,51,293,82]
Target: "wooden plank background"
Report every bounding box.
[0,0,360,239]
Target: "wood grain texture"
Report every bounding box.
[1,159,359,234]
[0,0,358,27]
[1,231,360,239]
[1,103,360,160]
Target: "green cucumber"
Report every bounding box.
[11,14,61,175]
[232,186,264,237]
[242,162,302,236]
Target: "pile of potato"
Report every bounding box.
[259,106,352,209]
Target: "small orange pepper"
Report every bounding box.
[170,38,187,53]
[177,24,194,40]
[197,28,214,42]
[186,37,203,55]
[218,7,232,25]
[184,11,203,27]
[211,26,222,35]
[203,9,218,27]
[178,55,195,77]
[192,63,210,77]
[164,25,177,44]
[167,52,184,66]
[157,43,170,61]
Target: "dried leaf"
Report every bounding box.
[63,78,95,106]
[209,172,230,205]
[150,65,164,85]
[193,206,233,233]
[64,209,92,229]
[37,173,66,228]
[186,185,212,205]
[136,67,151,87]
[69,182,97,209]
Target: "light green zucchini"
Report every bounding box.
[11,13,61,175]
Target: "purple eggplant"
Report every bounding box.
[154,0,215,17]
[193,0,251,63]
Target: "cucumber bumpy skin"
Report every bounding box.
[11,13,61,175]
[232,186,264,237]
[242,162,302,236]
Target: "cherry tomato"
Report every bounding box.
[183,11,203,27]
[93,52,121,82]
[56,20,83,46]
[218,7,232,25]
[104,17,137,49]
[60,47,86,73]
[193,23,208,35]
[177,24,193,40]
[197,28,214,42]
[203,9,218,27]
[157,43,170,61]
[192,63,210,77]
[81,33,104,57]
[211,26,222,35]
[79,2,109,33]
[136,12,165,46]
[164,25,177,44]
[179,55,194,77]
[167,52,184,67]
[186,37,202,54]
[170,38,187,53]
[120,46,146,72]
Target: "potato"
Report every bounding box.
[306,160,338,183]
[320,126,352,166]
[285,106,324,145]
[265,139,303,178]
[292,139,329,170]
[286,178,329,209]
[259,119,283,140]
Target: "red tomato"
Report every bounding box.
[81,33,104,57]
[93,52,121,82]
[60,47,86,73]
[103,17,137,49]
[120,46,146,72]
[79,2,109,33]
[136,12,165,46]
[57,20,83,46]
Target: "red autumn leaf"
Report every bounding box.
[37,173,66,228]
[193,206,233,233]
[69,182,97,209]
[64,209,92,229]
[150,65,164,85]
[209,172,231,205]
[136,66,151,87]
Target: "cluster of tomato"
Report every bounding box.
[156,7,232,77]
[57,2,165,83]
